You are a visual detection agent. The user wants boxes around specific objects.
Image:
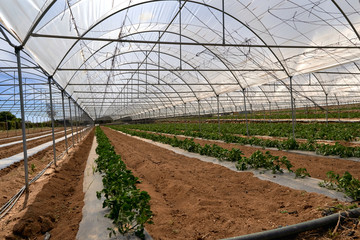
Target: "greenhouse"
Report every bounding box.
[0,0,360,239]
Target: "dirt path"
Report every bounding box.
[0,131,77,159]
[130,130,360,181]
[0,135,75,207]
[102,127,348,240]
[187,137,360,181]
[0,129,94,240]
[0,127,54,139]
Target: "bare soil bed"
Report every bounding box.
[0,130,78,159]
[0,127,54,139]
[0,129,94,240]
[134,130,360,181]
[187,137,360,181]
[102,127,352,240]
[0,135,76,207]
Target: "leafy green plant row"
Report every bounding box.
[124,122,360,141]
[94,127,153,239]
[120,124,360,159]
[115,126,360,200]
[319,171,360,200]
[111,126,310,178]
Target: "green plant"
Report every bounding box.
[235,150,293,174]
[319,171,360,200]
[31,163,36,173]
[95,127,153,238]
[294,168,311,178]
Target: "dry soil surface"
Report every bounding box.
[0,129,94,240]
[102,127,351,240]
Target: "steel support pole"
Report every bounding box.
[325,93,328,126]
[48,77,57,166]
[15,47,29,192]
[198,100,201,132]
[217,95,220,135]
[337,100,340,122]
[173,106,176,118]
[74,104,79,143]
[269,101,272,123]
[78,106,82,140]
[243,89,249,137]
[68,97,75,146]
[5,113,8,137]
[184,103,187,131]
[61,90,68,153]
[290,76,295,139]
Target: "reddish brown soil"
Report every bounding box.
[0,127,54,139]
[0,129,94,240]
[0,131,78,159]
[0,134,77,207]
[0,128,65,145]
[102,127,351,240]
[191,138,360,181]
[142,131,360,181]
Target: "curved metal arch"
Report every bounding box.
[64,47,215,102]
[99,76,184,114]
[84,65,190,106]
[91,53,216,99]
[51,0,289,84]
[61,28,243,94]
[100,87,167,118]
[330,1,360,41]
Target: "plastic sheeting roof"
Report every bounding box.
[0,0,360,120]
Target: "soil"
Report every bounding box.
[102,127,353,240]
[0,129,94,240]
[0,134,76,207]
[0,127,83,145]
[0,127,54,139]
[0,131,78,159]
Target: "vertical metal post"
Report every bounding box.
[325,93,328,126]
[222,0,225,44]
[179,0,182,69]
[77,106,82,140]
[184,103,187,131]
[158,31,160,84]
[5,113,8,137]
[243,88,249,137]
[198,99,201,132]
[48,77,57,166]
[15,47,29,192]
[68,97,75,146]
[217,95,220,135]
[74,104,79,143]
[269,101,272,123]
[61,90,68,153]
[290,76,295,139]
[174,106,176,118]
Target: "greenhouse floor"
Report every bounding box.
[101,127,352,240]
[0,130,94,240]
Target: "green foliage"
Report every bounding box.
[31,163,36,173]
[235,150,293,174]
[95,127,153,238]
[319,171,360,200]
[294,168,311,178]
[117,123,360,160]
[0,111,17,122]
[111,126,306,177]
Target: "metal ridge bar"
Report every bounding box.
[31,33,360,49]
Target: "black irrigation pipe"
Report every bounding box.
[225,209,360,240]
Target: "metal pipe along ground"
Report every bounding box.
[223,208,360,240]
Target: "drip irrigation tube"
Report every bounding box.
[223,208,360,240]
